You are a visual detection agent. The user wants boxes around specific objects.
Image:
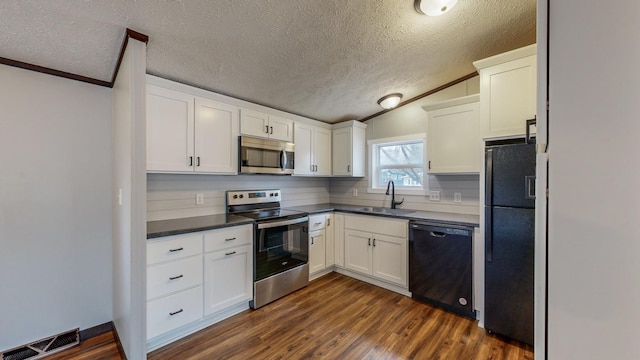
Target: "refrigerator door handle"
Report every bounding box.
[526,175,536,199]
[485,149,493,207]
[485,206,493,262]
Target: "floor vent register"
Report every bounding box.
[1,328,79,360]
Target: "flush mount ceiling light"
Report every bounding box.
[414,0,459,16]
[377,93,403,109]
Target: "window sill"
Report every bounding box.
[367,188,427,196]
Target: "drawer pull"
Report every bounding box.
[225,237,236,242]
[169,247,184,253]
[314,222,322,226]
[169,309,184,316]
[169,274,184,281]
[225,251,236,256]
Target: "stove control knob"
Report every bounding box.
[239,194,244,199]
[233,195,238,199]
[270,193,274,197]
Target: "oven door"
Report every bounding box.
[239,136,295,174]
[255,216,308,281]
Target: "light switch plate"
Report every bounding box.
[196,193,205,205]
[429,191,440,201]
[454,193,462,203]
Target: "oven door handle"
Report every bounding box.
[257,216,309,229]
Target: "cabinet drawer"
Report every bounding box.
[147,233,203,265]
[204,225,252,253]
[147,255,203,300]
[308,214,327,232]
[345,215,407,238]
[147,286,203,340]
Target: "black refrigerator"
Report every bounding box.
[484,141,535,346]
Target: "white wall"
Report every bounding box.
[0,65,112,350]
[329,78,481,215]
[112,38,147,360]
[148,174,330,221]
[547,1,640,359]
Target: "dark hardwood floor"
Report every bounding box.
[52,273,533,359]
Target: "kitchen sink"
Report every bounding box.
[355,207,414,216]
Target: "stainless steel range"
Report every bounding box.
[227,189,309,309]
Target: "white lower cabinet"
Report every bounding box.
[333,213,345,268]
[147,286,204,340]
[343,215,408,288]
[308,214,328,278]
[204,245,252,316]
[309,229,326,274]
[146,224,253,346]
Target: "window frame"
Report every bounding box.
[367,134,428,195]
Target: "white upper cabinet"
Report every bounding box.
[294,122,331,176]
[146,83,238,174]
[194,98,239,174]
[474,44,537,140]
[423,95,481,174]
[332,120,367,177]
[240,109,293,142]
[147,85,195,172]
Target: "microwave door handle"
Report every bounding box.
[280,149,287,171]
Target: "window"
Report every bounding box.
[368,134,427,194]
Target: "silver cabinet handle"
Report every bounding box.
[347,165,351,172]
[225,251,236,256]
[169,247,184,253]
[314,222,322,226]
[368,238,371,246]
[270,126,273,134]
[265,125,269,134]
[373,238,376,247]
[188,156,193,166]
[310,237,314,245]
[169,274,184,280]
[169,309,183,316]
[225,237,236,242]
[327,218,330,226]
[196,156,200,166]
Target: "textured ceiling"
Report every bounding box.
[0,0,536,123]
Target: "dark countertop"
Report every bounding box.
[285,203,480,228]
[148,203,480,239]
[147,214,254,239]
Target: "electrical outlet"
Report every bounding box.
[352,188,358,197]
[196,193,205,205]
[454,193,462,203]
[429,191,440,201]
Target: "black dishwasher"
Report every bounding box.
[409,221,474,318]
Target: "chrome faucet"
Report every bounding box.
[385,180,404,209]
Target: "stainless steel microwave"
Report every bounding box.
[239,136,295,174]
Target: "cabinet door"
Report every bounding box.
[480,55,537,139]
[332,127,352,176]
[428,101,481,174]
[309,229,326,274]
[372,234,407,287]
[268,115,294,142]
[147,85,195,172]
[293,123,314,175]
[194,98,239,174]
[314,127,332,176]
[325,214,335,267]
[333,214,345,267]
[203,245,252,316]
[239,108,269,139]
[344,229,372,275]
